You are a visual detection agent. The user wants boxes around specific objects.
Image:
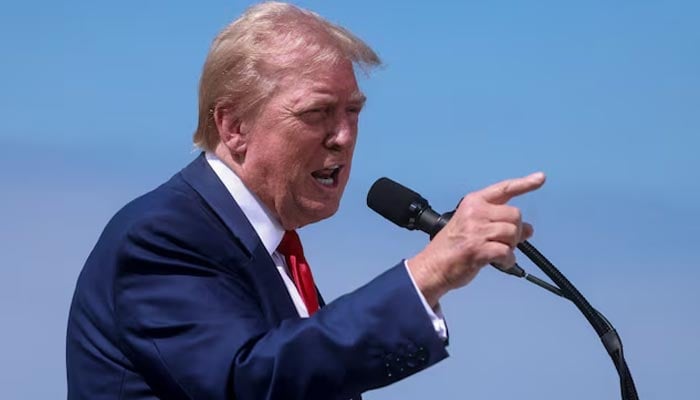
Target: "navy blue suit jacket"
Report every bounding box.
[66,153,448,399]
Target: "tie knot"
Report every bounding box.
[277,230,304,258]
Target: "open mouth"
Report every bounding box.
[311,165,342,187]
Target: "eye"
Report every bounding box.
[347,102,364,116]
[297,106,330,124]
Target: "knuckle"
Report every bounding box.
[503,205,521,222]
[463,205,477,219]
[463,192,478,202]
[497,248,512,260]
[459,199,484,219]
[500,256,516,268]
[491,243,510,257]
[506,223,519,238]
[513,208,522,222]
[501,182,511,195]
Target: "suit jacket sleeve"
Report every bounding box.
[112,199,448,400]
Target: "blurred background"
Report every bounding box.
[1,0,698,398]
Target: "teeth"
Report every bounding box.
[315,177,334,186]
[312,164,340,187]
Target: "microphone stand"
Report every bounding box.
[515,240,640,400]
[365,178,640,399]
[429,209,639,398]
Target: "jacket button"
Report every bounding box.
[416,347,429,364]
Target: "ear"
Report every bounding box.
[213,102,248,157]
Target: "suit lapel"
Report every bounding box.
[179,153,299,322]
[179,153,259,254]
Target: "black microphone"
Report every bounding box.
[366,177,526,277]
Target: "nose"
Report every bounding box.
[324,110,357,151]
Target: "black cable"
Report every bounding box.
[516,240,639,400]
[520,269,637,399]
[524,273,565,297]
[522,274,613,331]
[501,263,636,399]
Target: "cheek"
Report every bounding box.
[248,122,328,178]
[275,140,320,180]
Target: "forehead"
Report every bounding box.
[273,59,363,103]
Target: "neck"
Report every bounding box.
[213,143,243,176]
[211,144,296,229]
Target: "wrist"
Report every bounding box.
[406,253,449,308]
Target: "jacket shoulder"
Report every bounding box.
[102,172,245,267]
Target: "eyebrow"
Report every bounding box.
[350,91,367,105]
[288,89,367,110]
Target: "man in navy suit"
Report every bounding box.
[66,2,545,399]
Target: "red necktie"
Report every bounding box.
[277,230,320,315]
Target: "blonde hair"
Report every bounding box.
[193,1,381,151]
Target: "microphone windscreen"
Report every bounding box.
[367,177,426,228]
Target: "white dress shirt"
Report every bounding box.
[206,152,447,338]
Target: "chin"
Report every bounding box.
[297,201,340,227]
[314,203,340,221]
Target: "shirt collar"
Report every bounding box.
[205,152,284,255]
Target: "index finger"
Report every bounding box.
[479,172,546,204]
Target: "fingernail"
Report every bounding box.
[531,172,545,181]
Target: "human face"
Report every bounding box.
[238,59,365,229]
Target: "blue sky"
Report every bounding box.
[1,0,698,398]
